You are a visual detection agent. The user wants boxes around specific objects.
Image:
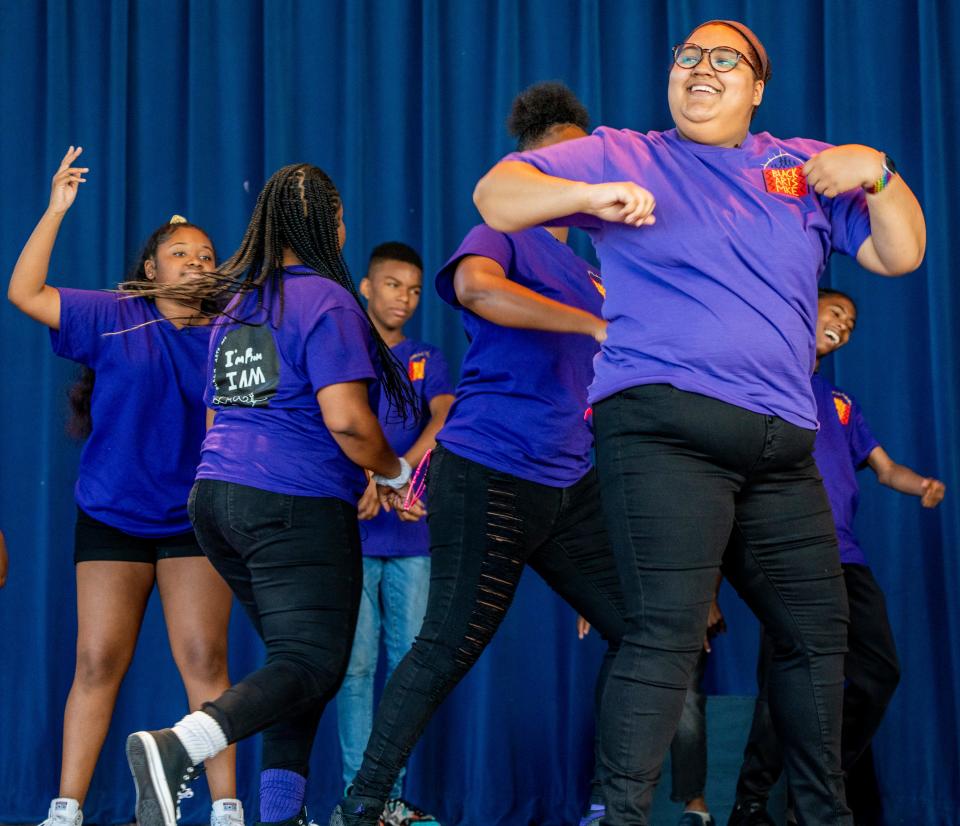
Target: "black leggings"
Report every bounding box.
[188,479,363,776]
[593,385,851,826]
[350,446,625,805]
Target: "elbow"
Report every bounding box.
[454,283,487,312]
[880,240,926,277]
[473,173,519,233]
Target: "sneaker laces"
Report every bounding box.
[174,764,203,819]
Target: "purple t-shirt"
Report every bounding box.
[50,288,210,537]
[812,372,880,566]
[435,224,604,486]
[360,338,453,557]
[506,127,872,429]
[197,267,379,502]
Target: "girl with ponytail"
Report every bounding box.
[8,147,241,826]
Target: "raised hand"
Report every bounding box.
[48,146,88,215]
[582,181,656,227]
[803,145,884,198]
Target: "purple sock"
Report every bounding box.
[259,769,307,823]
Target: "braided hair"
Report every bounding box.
[120,164,417,421]
[69,218,216,439]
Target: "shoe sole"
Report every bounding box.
[126,732,177,826]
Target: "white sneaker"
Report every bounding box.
[211,799,245,826]
[40,799,82,826]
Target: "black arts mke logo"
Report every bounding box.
[212,324,280,407]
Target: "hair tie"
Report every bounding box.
[169,214,188,225]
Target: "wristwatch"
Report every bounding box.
[865,153,897,194]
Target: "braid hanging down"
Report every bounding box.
[119,163,418,421]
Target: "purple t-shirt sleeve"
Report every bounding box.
[423,347,454,401]
[849,398,881,469]
[435,225,515,308]
[304,306,377,392]
[821,187,872,258]
[50,288,120,366]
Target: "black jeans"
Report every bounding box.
[188,479,363,775]
[593,385,850,826]
[735,564,900,822]
[670,651,708,805]
[350,446,625,806]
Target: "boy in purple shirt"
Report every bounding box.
[336,242,454,826]
[729,289,946,826]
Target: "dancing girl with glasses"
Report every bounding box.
[474,18,925,826]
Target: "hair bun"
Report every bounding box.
[169,214,188,224]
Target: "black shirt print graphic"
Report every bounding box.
[211,324,280,407]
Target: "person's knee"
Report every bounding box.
[175,637,230,684]
[74,644,131,688]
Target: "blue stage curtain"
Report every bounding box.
[1,1,957,823]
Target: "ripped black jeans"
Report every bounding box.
[349,445,625,806]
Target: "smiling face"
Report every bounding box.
[667,23,764,147]
[360,258,423,334]
[816,293,857,358]
[144,226,216,285]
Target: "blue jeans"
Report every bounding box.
[338,555,430,798]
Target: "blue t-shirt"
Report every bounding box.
[50,288,210,537]
[507,127,872,429]
[435,224,604,487]
[812,372,880,566]
[360,338,453,557]
[197,267,379,502]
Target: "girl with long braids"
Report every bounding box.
[329,82,626,826]
[7,147,241,826]
[124,163,418,826]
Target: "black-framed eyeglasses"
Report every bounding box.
[672,42,758,76]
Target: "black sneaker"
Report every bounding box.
[328,795,383,826]
[726,802,775,826]
[126,729,202,826]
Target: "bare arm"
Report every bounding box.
[473,160,656,234]
[453,255,606,341]
[402,393,454,467]
[316,380,402,479]
[803,145,925,276]
[8,146,89,329]
[866,445,946,507]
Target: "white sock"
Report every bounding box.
[683,812,712,824]
[171,710,228,764]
